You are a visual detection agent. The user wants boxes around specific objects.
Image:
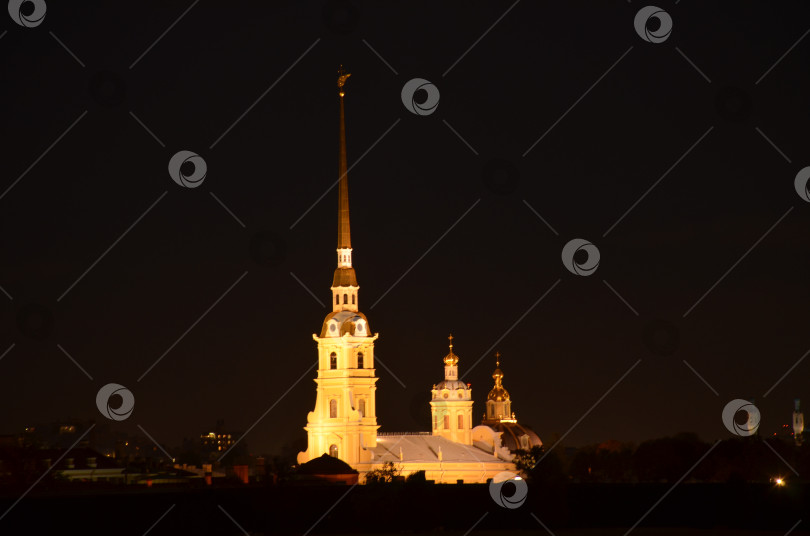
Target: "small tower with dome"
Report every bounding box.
[430,335,473,445]
[298,66,380,467]
[483,352,515,423]
[479,352,542,452]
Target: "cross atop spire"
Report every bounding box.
[492,352,504,388]
[444,333,458,367]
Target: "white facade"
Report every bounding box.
[296,74,514,483]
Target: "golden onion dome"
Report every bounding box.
[487,386,510,401]
[443,334,459,366]
[487,352,510,401]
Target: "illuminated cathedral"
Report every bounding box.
[296,68,541,483]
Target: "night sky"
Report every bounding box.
[1,1,810,457]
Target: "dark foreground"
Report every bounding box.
[0,482,807,535]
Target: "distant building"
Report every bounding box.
[19,420,95,450]
[200,420,239,458]
[55,447,125,482]
[0,446,125,483]
[794,399,804,446]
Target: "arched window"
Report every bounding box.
[352,294,355,305]
[444,415,450,430]
[330,352,337,369]
[458,414,464,429]
[358,399,365,418]
[329,444,338,457]
[329,399,338,418]
[357,352,364,369]
[335,294,339,305]
[343,294,348,304]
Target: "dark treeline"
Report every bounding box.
[516,432,809,484]
[1,433,809,534]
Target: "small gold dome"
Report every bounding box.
[443,333,458,366]
[487,352,510,401]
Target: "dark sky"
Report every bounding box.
[1,1,810,457]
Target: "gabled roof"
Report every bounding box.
[371,434,510,463]
[298,453,358,475]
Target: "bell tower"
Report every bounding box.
[298,67,379,467]
[430,335,473,445]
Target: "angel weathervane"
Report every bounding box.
[337,65,351,97]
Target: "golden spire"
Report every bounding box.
[337,65,351,250]
[331,65,358,292]
[444,333,458,366]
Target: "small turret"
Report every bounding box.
[430,334,473,445]
[483,352,515,424]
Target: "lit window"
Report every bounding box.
[444,415,450,429]
[330,399,338,418]
[329,444,338,457]
[357,352,364,369]
[330,352,337,369]
[458,415,464,429]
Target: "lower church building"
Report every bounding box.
[296,68,538,483]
